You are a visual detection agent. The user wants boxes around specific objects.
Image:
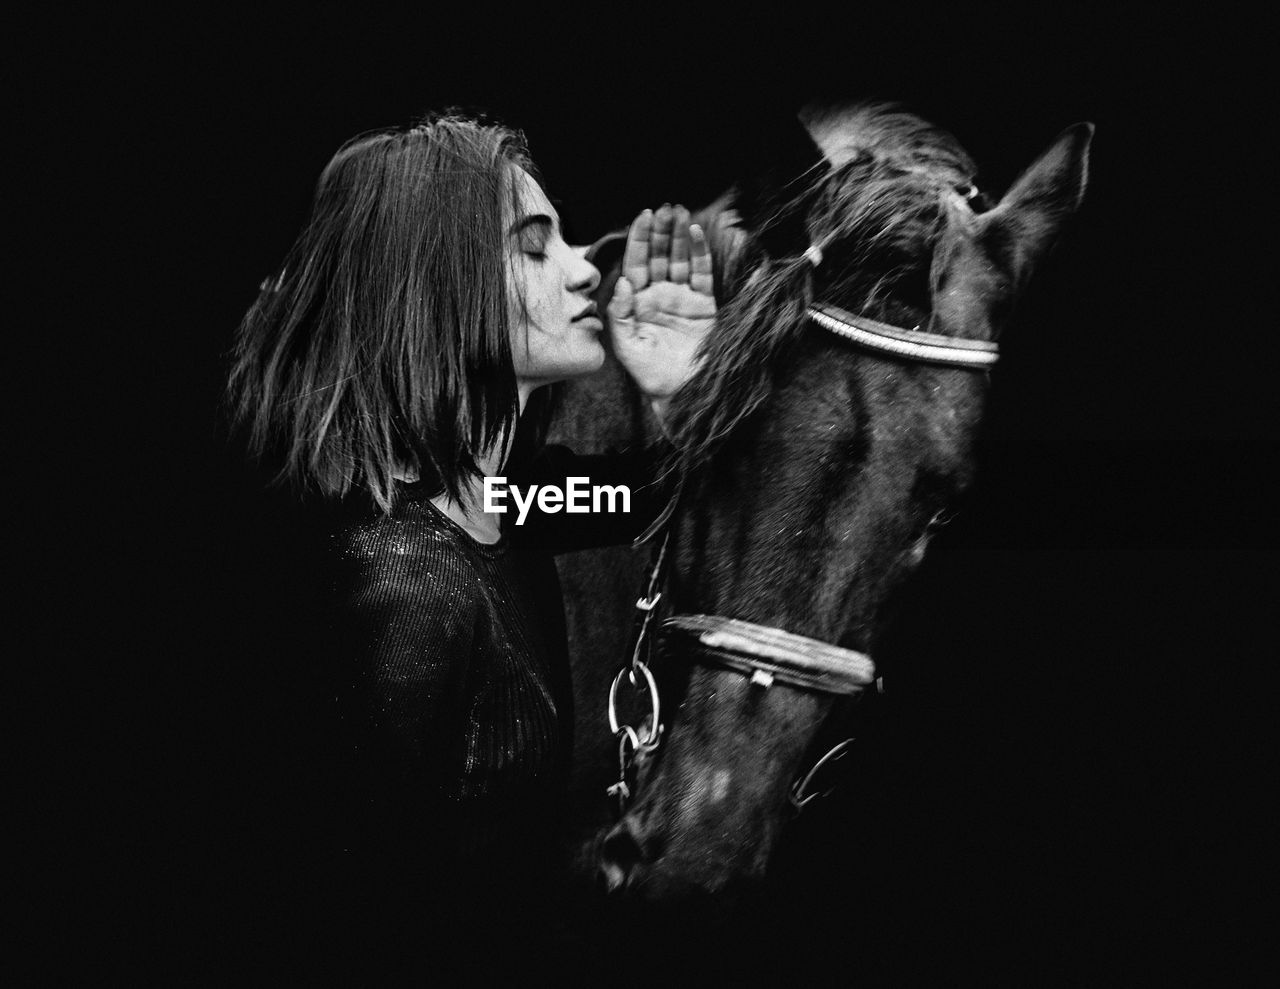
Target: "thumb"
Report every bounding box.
[607,274,634,322]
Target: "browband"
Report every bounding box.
[808,302,999,370]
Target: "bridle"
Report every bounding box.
[807,302,999,370]
[604,299,999,814]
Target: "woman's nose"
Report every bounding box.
[567,252,600,295]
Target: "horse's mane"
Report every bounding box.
[669,103,977,469]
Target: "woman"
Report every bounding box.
[226,114,713,933]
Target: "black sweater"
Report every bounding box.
[328,442,670,872]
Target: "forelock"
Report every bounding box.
[800,101,975,179]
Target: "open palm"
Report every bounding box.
[608,204,716,402]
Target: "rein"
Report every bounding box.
[604,300,996,814]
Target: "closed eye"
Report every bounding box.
[511,214,554,261]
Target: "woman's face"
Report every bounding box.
[506,167,604,386]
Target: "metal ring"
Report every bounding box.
[607,668,626,736]
[632,660,661,747]
[608,662,662,748]
[616,724,640,755]
[790,737,856,811]
[608,728,642,814]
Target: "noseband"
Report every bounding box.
[664,614,873,696]
[604,302,998,813]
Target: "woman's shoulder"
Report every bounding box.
[332,498,501,610]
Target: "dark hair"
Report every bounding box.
[227,113,544,512]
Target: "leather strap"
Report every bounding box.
[661,613,876,696]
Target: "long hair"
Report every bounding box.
[227,113,543,512]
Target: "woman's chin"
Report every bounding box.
[523,342,607,387]
[571,342,607,377]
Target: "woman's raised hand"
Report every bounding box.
[607,204,716,414]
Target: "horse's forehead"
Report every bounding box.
[801,103,895,168]
[800,103,973,184]
[804,115,864,168]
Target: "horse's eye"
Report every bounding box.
[928,510,955,533]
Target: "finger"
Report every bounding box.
[649,204,672,284]
[622,210,653,290]
[689,223,713,296]
[668,206,691,284]
[607,274,635,323]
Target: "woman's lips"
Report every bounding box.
[575,315,603,332]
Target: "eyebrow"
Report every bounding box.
[508,214,556,237]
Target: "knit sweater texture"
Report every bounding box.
[328,441,670,866]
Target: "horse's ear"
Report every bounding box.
[731,114,829,258]
[983,122,1094,283]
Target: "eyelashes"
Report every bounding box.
[518,229,549,260]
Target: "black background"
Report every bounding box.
[30,6,1270,984]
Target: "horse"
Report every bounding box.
[549,101,1093,905]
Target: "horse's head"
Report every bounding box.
[599,103,1092,900]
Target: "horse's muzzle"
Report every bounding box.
[597,811,767,907]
